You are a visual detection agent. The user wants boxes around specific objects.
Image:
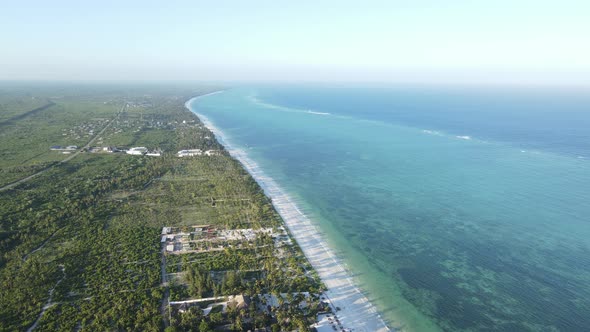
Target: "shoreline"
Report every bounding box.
[185,94,392,332]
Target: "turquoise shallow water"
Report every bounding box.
[190,85,590,331]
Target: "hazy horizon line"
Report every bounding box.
[1,78,589,90]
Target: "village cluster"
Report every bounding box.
[60,118,110,141]
[49,145,79,154]
[50,145,222,158]
[160,226,346,332]
[161,225,291,254]
[169,292,338,330]
[50,99,219,158]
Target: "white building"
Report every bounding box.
[126,147,148,155]
[177,149,203,157]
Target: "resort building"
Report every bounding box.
[50,145,78,151]
[126,147,148,155]
[177,149,203,157]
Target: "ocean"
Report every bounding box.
[188,84,590,331]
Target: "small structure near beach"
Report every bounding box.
[227,294,251,310]
[160,226,277,254]
[124,147,162,156]
[176,149,221,157]
[50,145,78,151]
[126,147,148,155]
[177,149,202,157]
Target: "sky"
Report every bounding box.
[1,0,589,84]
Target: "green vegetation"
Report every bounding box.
[0,84,325,331]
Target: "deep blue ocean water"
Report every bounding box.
[190,85,590,332]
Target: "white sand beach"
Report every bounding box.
[186,95,391,332]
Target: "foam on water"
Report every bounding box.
[307,110,331,115]
[248,94,307,114]
[422,130,442,136]
[248,94,337,118]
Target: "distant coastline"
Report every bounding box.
[185,94,392,332]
